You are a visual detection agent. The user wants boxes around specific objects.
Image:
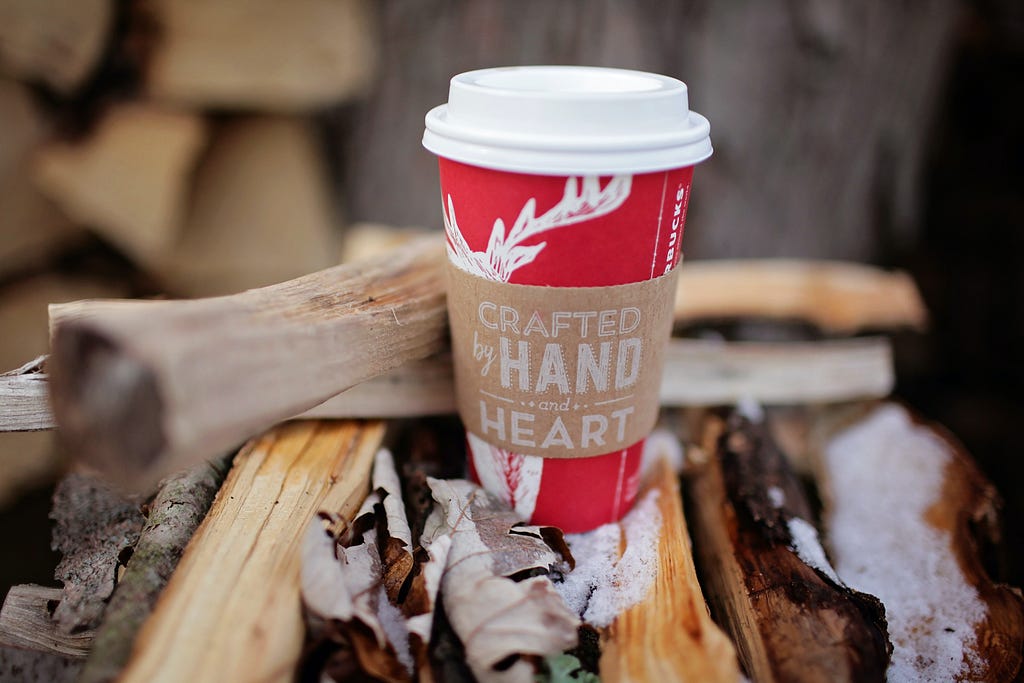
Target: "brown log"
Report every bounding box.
[599,457,740,683]
[118,420,383,683]
[141,0,376,111]
[0,80,80,279]
[813,403,1024,682]
[157,116,339,297]
[32,105,207,267]
[48,236,446,490]
[0,0,111,93]
[684,410,891,683]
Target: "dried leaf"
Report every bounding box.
[374,449,415,604]
[427,478,579,683]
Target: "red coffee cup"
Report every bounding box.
[424,66,712,532]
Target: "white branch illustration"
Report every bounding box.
[443,175,632,282]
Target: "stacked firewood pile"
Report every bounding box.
[0,229,1021,682]
[0,0,377,502]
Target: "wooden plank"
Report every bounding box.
[47,237,446,490]
[0,585,93,658]
[599,457,740,683]
[118,420,383,683]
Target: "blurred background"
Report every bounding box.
[1,0,1021,598]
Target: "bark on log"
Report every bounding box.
[812,403,1024,682]
[49,472,145,633]
[599,457,740,683]
[31,105,207,268]
[0,0,111,93]
[47,236,446,490]
[684,410,891,683]
[78,456,230,683]
[118,420,383,683]
[140,0,376,111]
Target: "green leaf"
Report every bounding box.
[536,653,601,683]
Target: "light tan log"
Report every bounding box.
[0,80,80,277]
[142,0,375,111]
[48,237,446,490]
[118,420,382,683]
[158,116,338,297]
[0,0,111,93]
[32,105,207,267]
[600,457,740,683]
[0,585,93,658]
[675,260,927,333]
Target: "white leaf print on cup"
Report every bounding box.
[443,175,633,282]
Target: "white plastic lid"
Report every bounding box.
[423,66,712,175]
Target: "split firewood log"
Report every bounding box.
[118,420,383,683]
[0,80,80,278]
[684,409,892,682]
[158,116,339,297]
[812,403,1024,682]
[598,456,740,683]
[139,0,376,111]
[0,585,91,683]
[31,104,207,268]
[0,0,111,93]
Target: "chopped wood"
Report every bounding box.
[0,644,82,683]
[158,116,338,297]
[684,410,891,683]
[675,260,928,334]
[0,0,111,93]
[0,80,80,278]
[78,455,230,683]
[142,0,376,110]
[32,105,207,267]
[599,457,740,683]
[813,403,1024,682]
[48,236,447,490]
[50,471,145,633]
[0,585,93,658]
[0,356,52,431]
[118,420,383,683]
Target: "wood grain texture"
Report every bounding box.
[47,236,446,489]
[341,0,957,262]
[0,356,52,431]
[0,585,93,659]
[600,457,740,683]
[118,420,383,683]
